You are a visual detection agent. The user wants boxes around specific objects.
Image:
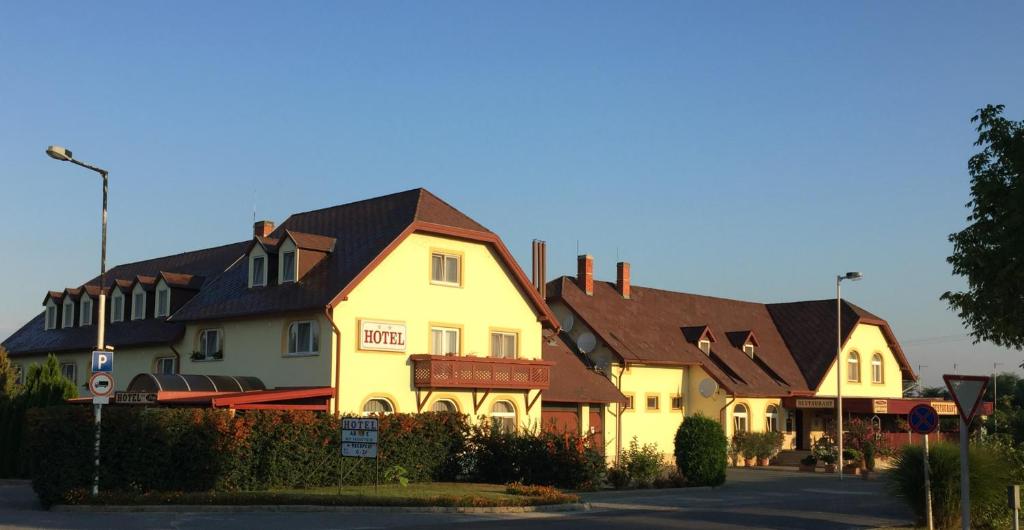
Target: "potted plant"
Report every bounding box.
[755,433,773,466]
[861,444,876,480]
[842,448,862,476]
[799,454,817,472]
[740,433,757,467]
[822,452,837,473]
[813,435,838,473]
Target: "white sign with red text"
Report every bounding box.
[359,320,407,352]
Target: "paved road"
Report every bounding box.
[0,469,912,529]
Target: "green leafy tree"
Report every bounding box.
[942,105,1024,349]
[0,346,18,397]
[21,354,78,405]
[0,354,77,477]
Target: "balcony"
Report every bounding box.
[410,354,553,390]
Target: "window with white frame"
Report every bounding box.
[60,362,77,384]
[431,326,460,356]
[155,287,170,318]
[743,343,755,358]
[111,292,124,323]
[198,329,222,360]
[132,292,146,320]
[431,399,458,413]
[872,354,883,383]
[62,300,75,328]
[430,252,460,286]
[363,398,394,415]
[847,352,861,382]
[765,405,779,432]
[281,251,296,283]
[698,339,711,355]
[251,255,266,287]
[45,304,57,330]
[490,400,516,432]
[156,356,176,374]
[490,331,517,359]
[287,320,320,355]
[733,403,749,433]
[80,299,93,326]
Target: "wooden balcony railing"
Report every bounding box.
[410,354,553,390]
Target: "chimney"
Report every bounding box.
[254,220,274,238]
[577,254,593,295]
[616,261,630,299]
[531,240,547,299]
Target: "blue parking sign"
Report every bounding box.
[92,350,113,373]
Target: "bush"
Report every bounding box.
[0,354,77,478]
[622,437,662,488]
[800,455,817,466]
[469,422,605,490]
[887,441,1013,529]
[27,408,470,506]
[674,415,727,487]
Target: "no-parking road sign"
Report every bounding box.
[909,404,939,435]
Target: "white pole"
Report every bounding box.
[924,433,934,530]
[960,417,970,530]
[836,278,844,480]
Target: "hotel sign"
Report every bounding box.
[931,401,958,415]
[795,398,835,409]
[359,320,406,352]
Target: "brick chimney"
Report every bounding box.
[616,261,630,299]
[531,240,547,299]
[577,254,593,295]
[253,220,274,238]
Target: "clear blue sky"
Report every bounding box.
[2,2,1022,386]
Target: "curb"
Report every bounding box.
[52,502,591,514]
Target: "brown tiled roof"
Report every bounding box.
[766,299,915,389]
[80,285,109,298]
[283,230,337,252]
[171,188,554,327]
[157,272,204,290]
[548,276,811,397]
[41,291,62,304]
[543,335,626,404]
[131,275,158,292]
[61,287,82,301]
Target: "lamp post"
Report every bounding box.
[836,271,862,481]
[46,145,108,497]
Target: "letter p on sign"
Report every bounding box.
[92,350,113,373]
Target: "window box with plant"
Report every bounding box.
[193,329,223,362]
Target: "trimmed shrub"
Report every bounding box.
[887,441,1013,529]
[469,422,605,490]
[674,414,727,487]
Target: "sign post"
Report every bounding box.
[340,418,380,492]
[1009,484,1021,530]
[910,404,939,530]
[944,374,990,530]
[89,350,114,497]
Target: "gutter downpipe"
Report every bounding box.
[168,344,182,373]
[324,305,342,415]
[720,394,736,439]
[616,363,626,465]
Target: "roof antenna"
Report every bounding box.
[252,188,257,224]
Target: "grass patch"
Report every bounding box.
[62,482,579,507]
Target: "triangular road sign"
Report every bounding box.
[943,374,990,424]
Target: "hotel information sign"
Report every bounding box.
[341,418,379,458]
[359,320,407,352]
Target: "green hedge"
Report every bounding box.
[469,422,605,489]
[674,414,727,487]
[27,407,469,506]
[0,354,77,478]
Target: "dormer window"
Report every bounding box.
[743,343,755,358]
[252,255,266,287]
[132,291,146,320]
[62,299,75,328]
[281,251,296,283]
[698,339,711,355]
[155,287,170,318]
[111,291,125,323]
[45,304,57,330]
[80,298,93,326]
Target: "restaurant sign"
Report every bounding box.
[795,398,835,409]
[359,320,407,352]
[930,401,958,415]
[872,399,888,414]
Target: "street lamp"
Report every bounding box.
[836,271,862,481]
[46,145,109,497]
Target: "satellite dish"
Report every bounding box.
[699,378,719,398]
[552,305,574,332]
[577,332,597,354]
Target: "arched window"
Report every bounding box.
[871,354,883,383]
[733,403,749,433]
[431,399,458,413]
[765,405,779,432]
[490,400,516,432]
[363,398,394,415]
[847,352,860,382]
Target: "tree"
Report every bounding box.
[942,105,1024,349]
[0,354,77,477]
[0,346,18,397]
[918,386,950,399]
[674,414,727,487]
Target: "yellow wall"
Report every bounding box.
[614,364,686,459]
[332,232,544,428]
[12,345,179,393]
[814,323,904,399]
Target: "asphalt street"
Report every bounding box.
[0,469,913,530]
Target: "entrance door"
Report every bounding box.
[795,410,805,450]
[588,405,605,455]
[542,404,580,435]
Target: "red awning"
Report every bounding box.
[781,396,993,417]
[68,386,334,411]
